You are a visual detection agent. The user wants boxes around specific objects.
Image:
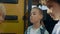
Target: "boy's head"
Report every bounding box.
[46,0,60,20]
[46,0,60,8]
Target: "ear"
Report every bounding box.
[39,14,43,19]
[41,15,43,19]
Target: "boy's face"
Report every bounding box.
[47,2,60,20]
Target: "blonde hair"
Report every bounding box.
[31,7,43,15]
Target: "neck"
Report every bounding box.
[33,21,41,29]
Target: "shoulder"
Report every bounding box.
[44,29,49,34]
[41,26,49,34]
[25,25,32,34]
[42,26,49,34]
[52,22,60,34]
[27,26,32,30]
[56,27,60,34]
[26,25,32,31]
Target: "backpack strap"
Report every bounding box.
[40,26,45,34]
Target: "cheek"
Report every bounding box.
[30,16,39,23]
[30,16,37,21]
[51,8,56,15]
[38,15,43,20]
[52,9,59,17]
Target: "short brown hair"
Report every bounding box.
[47,0,60,4]
[46,0,60,8]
